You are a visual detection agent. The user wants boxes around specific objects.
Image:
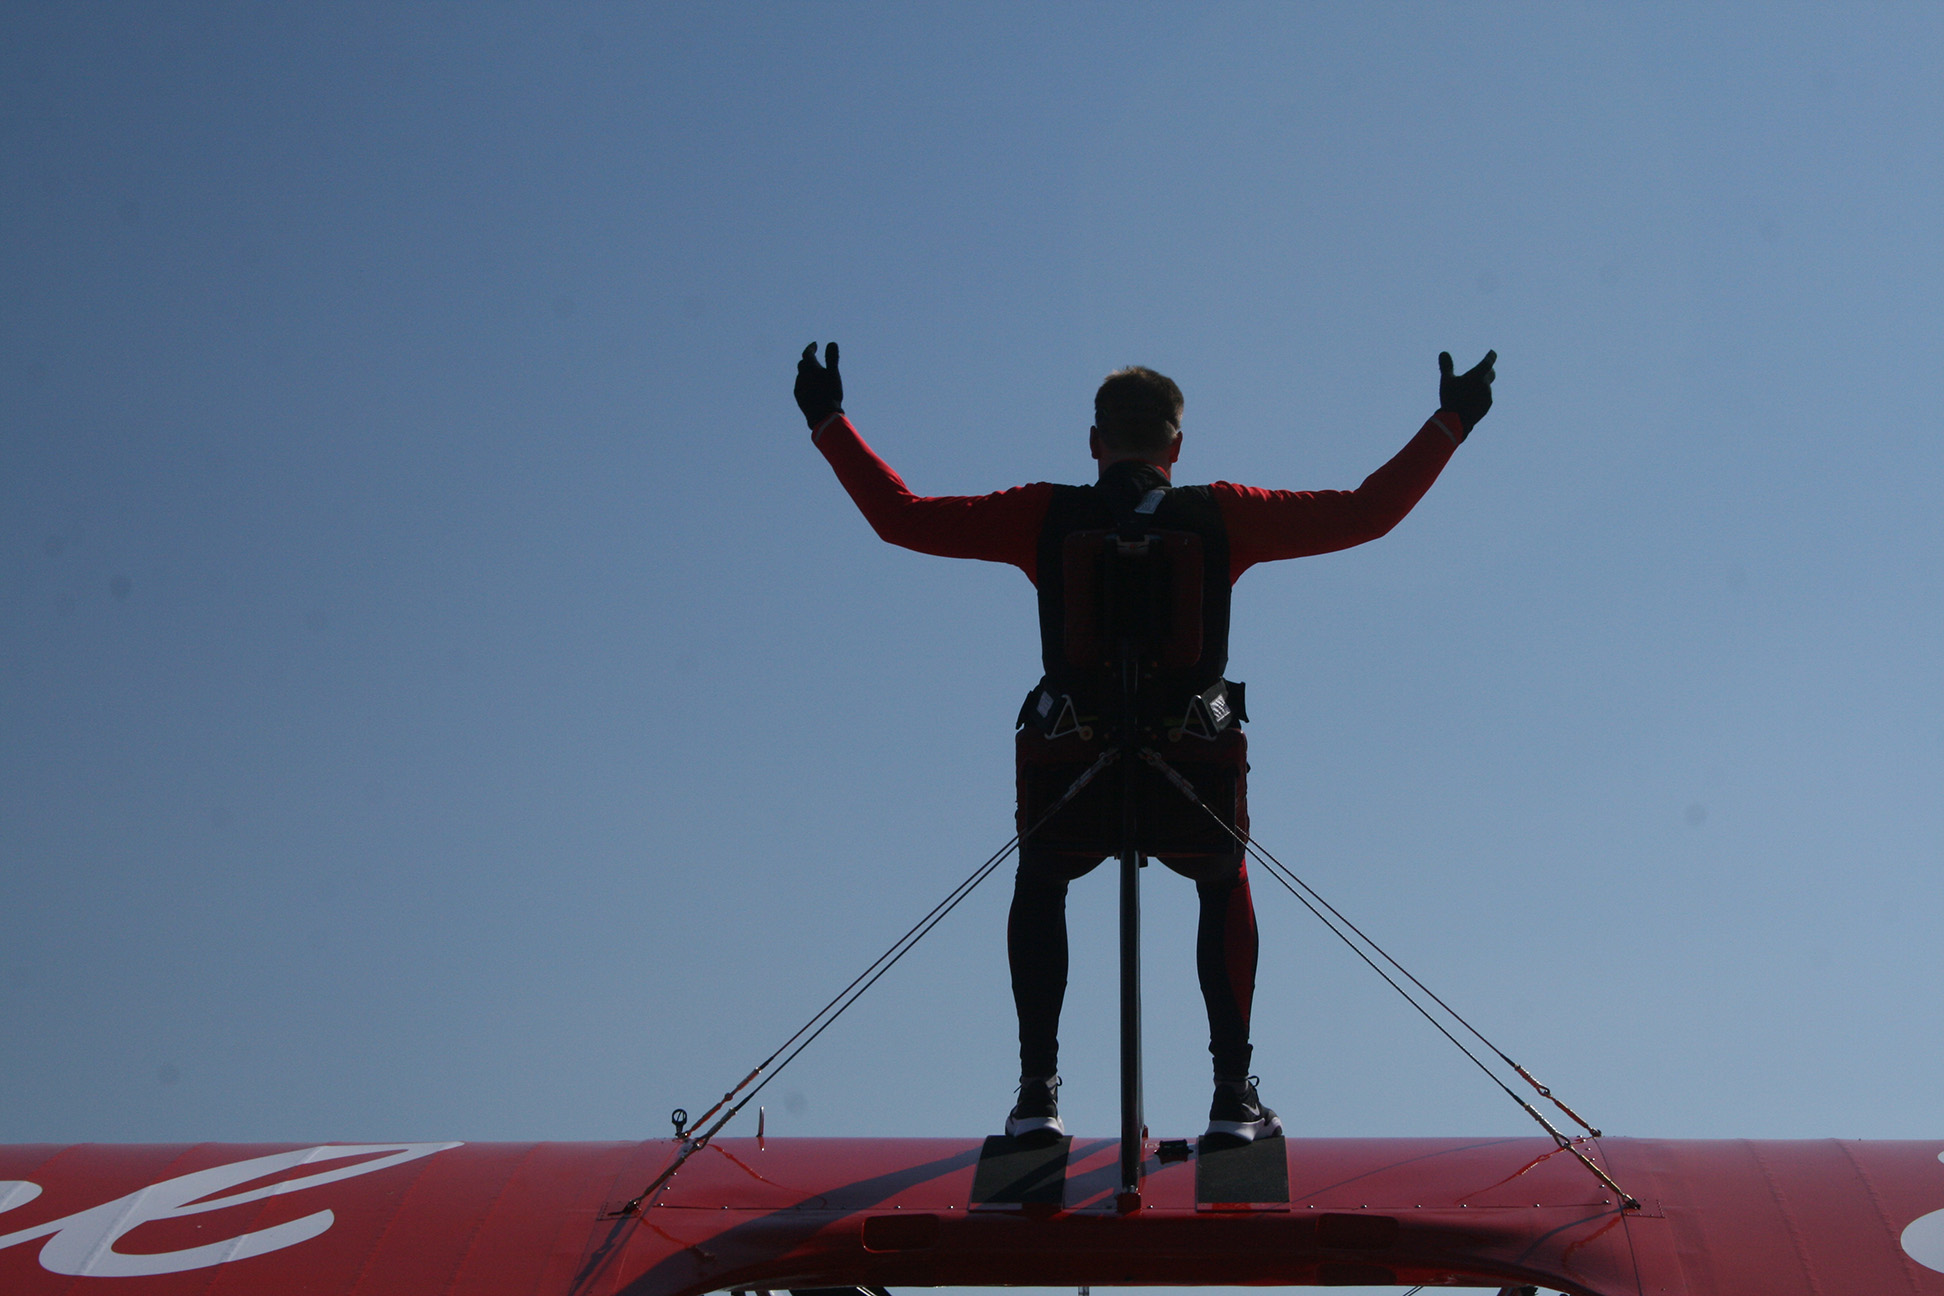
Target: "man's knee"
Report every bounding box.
[1160,854,1247,890]
[1015,849,1102,893]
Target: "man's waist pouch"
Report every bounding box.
[1015,724,1248,859]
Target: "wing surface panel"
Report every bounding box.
[1604,1137,1944,1296]
[453,1142,644,1296]
[4,1136,1943,1295]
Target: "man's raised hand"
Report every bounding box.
[1437,348,1496,437]
[795,341,844,429]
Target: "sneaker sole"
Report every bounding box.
[1004,1116,1066,1147]
[1202,1116,1284,1147]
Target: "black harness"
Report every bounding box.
[1020,461,1246,740]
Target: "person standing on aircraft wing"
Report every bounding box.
[795,342,1494,1148]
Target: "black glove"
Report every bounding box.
[794,341,843,429]
[1437,348,1496,436]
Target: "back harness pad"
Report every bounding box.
[1061,529,1205,674]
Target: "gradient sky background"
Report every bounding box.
[4,6,1942,1294]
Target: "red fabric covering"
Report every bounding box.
[812,410,1463,586]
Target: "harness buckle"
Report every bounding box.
[1168,679,1248,742]
[1020,684,1094,742]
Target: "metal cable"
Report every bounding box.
[615,836,1016,1215]
[617,748,1121,1215]
[1143,750,1598,1136]
[1252,841,1598,1135]
[1136,749,1637,1210]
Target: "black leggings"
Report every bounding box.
[1008,849,1258,1081]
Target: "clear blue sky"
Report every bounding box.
[4,7,1941,1292]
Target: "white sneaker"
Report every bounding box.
[1203,1076,1282,1149]
[1004,1075,1065,1146]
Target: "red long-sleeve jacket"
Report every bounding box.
[811,411,1465,587]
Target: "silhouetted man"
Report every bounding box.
[796,344,1494,1145]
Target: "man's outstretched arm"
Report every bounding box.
[796,342,1051,580]
[1217,350,1495,579]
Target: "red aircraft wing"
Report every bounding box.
[3,1135,1942,1295]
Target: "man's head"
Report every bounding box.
[1091,366,1183,471]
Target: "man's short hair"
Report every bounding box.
[1094,366,1184,456]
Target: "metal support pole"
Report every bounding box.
[1117,644,1144,1211]
[1118,833,1143,1208]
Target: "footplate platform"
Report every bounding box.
[1194,1135,1289,1210]
[971,1135,1071,1207]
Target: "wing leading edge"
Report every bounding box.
[3,1135,1941,1295]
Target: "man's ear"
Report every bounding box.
[1165,428,1182,465]
[1089,426,1103,461]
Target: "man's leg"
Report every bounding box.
[1192,858,1282,1145]
[1004,848,1101,1144]
[1194,860,1259,1080]
[1008,848,1079,1079]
